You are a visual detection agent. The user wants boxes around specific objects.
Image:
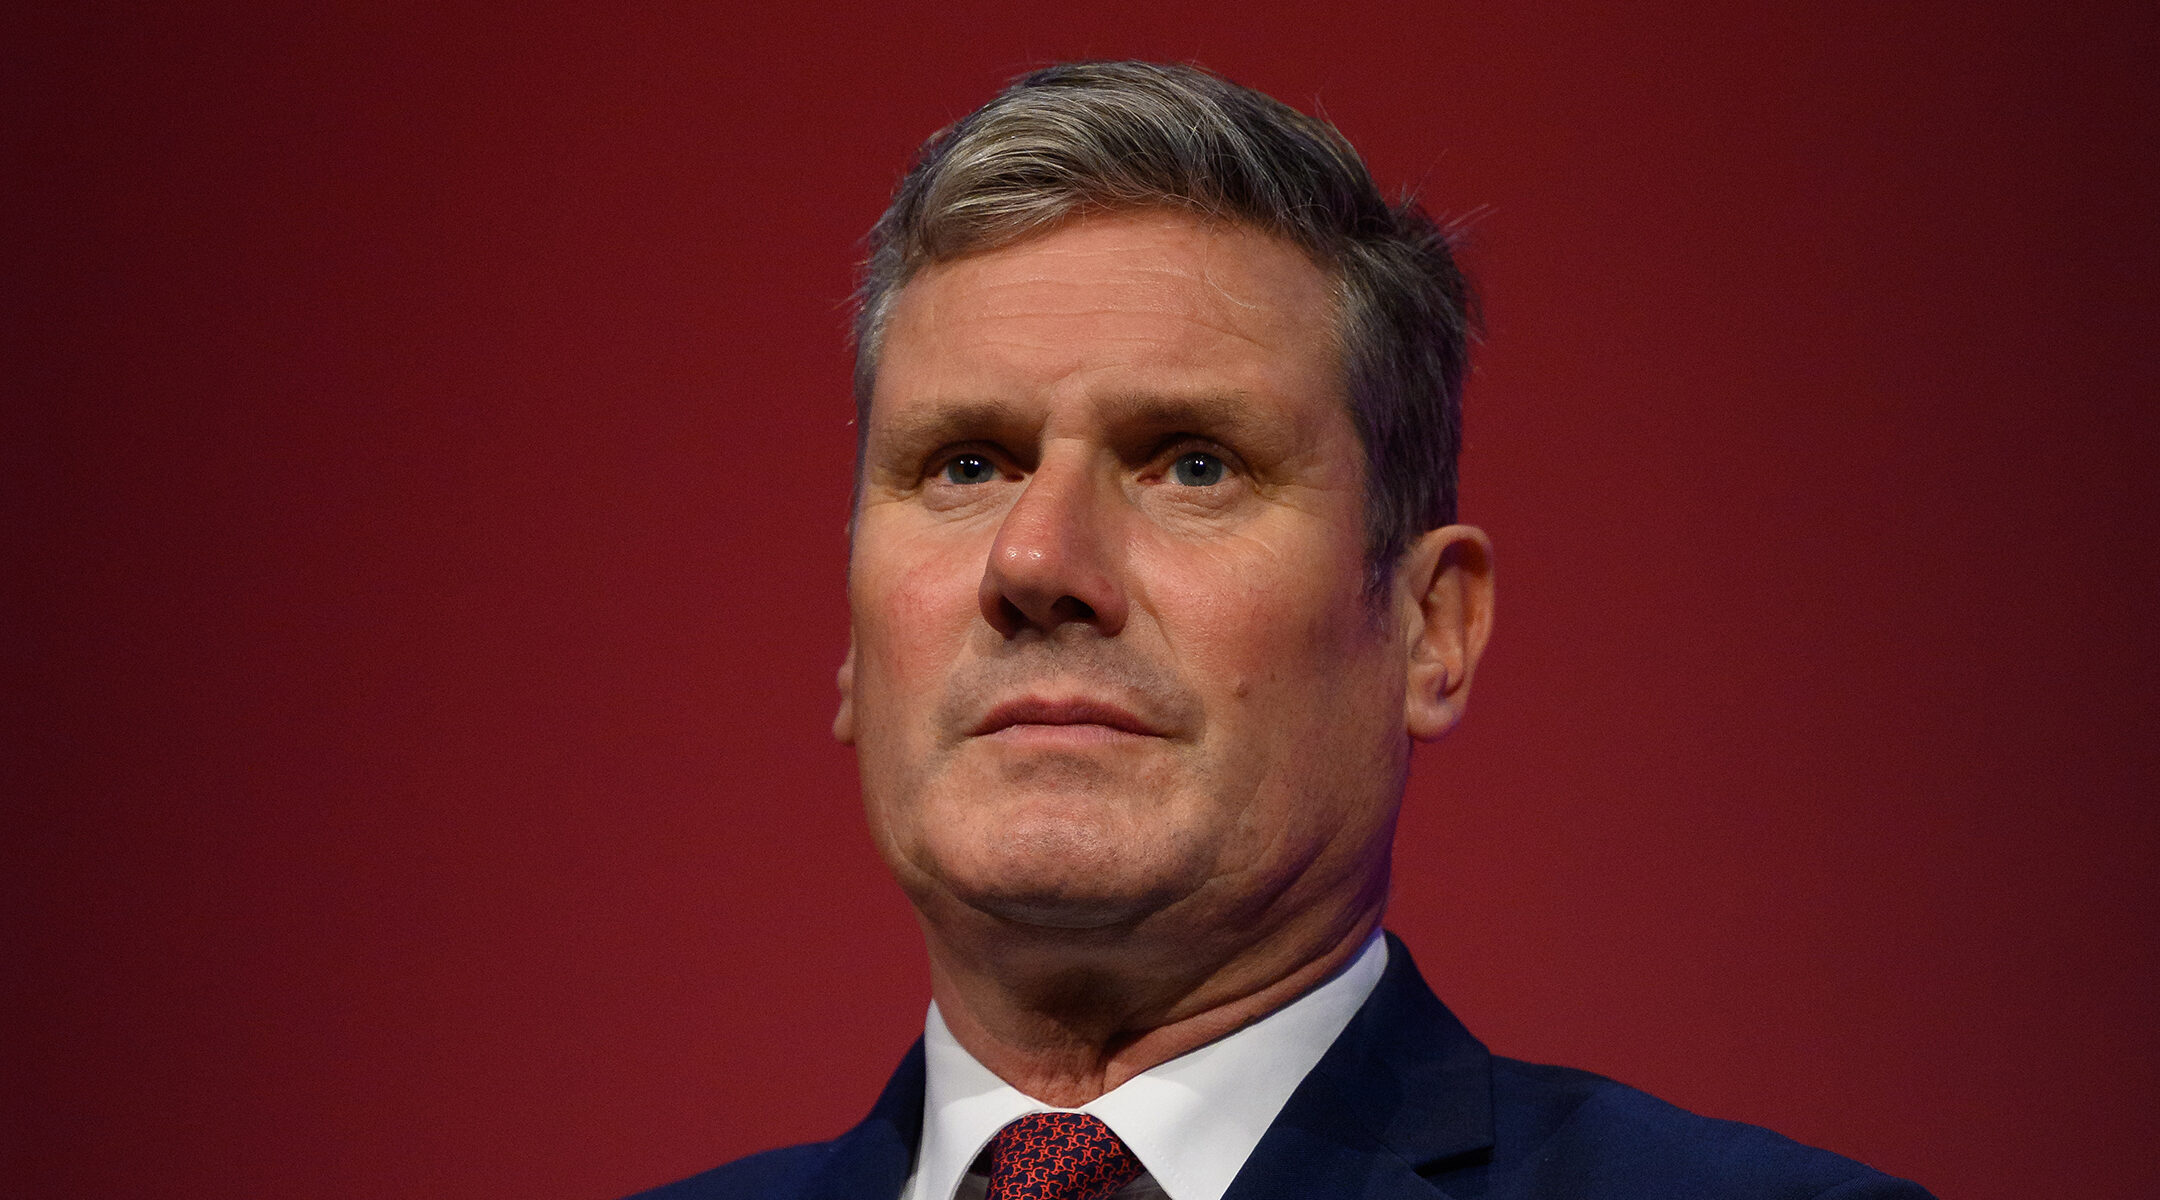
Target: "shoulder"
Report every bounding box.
[615,1039,925,1200]
[618,1140,839,1200]
[1481,1057,1934,1199]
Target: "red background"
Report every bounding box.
[10,3,2156,1197]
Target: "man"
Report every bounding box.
[636,61,1932,1200]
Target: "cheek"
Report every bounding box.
[848,538,985,866]
[1141,535,1375,689]
[1138,532,1403,833]
[851,531,985,694]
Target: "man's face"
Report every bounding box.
[838,210,1421,940]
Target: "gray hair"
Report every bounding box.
[854,60,1475,590]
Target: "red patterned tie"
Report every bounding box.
[983,1111,1144,1200]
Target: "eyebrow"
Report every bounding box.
[1094,390,1261,436]
[873,391,1274,449]
[1098,391,1315,469]
[869,399,1033,459]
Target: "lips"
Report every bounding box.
[970,696,1162,738]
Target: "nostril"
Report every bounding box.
[987,592,1101,637]
[994,595,1029,634]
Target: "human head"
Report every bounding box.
[853,60,1475,593]
[834,65,1495,1006]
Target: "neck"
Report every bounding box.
[920,900,1383,1107]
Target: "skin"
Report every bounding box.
[835,209,1494,1105]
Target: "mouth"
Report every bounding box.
[970,696,1163,740]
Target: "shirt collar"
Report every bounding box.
[905,932,1388,1200]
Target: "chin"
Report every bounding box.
[935,821,1201,933]
[965,889,1154,930]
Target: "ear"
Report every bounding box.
[1398,525,1495,742]
[832,633,857,746]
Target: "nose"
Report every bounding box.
[978,456,1129,638]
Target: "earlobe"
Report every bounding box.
[833,636,857,746]
[1401,525,1495,742]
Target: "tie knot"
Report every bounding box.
[984,1111,1144,1200]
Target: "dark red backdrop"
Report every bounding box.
[11,3,2156,1197]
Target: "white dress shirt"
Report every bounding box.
[899,933,1388,1200]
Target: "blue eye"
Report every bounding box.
[1171,452,1226,487]
[942,454,997,485]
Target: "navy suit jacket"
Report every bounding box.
[631,935,1932,1199]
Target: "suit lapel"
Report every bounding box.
[799,1040,925,1200]
[1223,934,1495,1200]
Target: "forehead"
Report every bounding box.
[870,211,1342,428]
